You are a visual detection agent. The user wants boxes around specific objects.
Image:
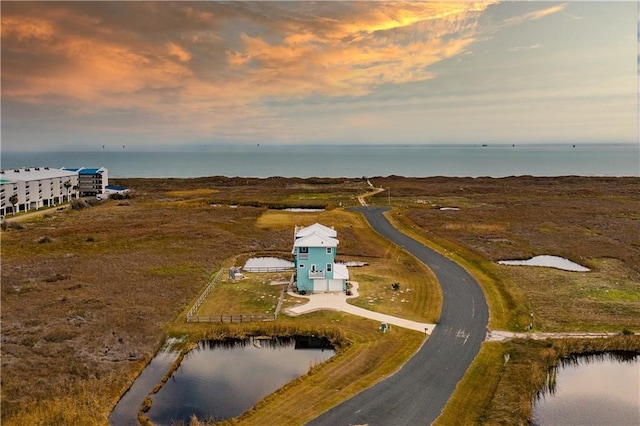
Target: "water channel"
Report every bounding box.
[532,352,639,425]
[146,336,335,425]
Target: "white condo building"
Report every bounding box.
[1,167,80,216]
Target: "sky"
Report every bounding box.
[1,1,638,151]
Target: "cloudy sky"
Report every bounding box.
[1,1,637,151]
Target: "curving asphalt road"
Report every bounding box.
[308,206,489,426]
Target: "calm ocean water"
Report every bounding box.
[1,144,638,178]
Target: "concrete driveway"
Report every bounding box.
[284,281,436,334]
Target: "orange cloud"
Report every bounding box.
[167,42,192,63]
[1,1,498,139]
[504,3,567,26]
[1,15,54,41]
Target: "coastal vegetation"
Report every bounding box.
[1,176,638,425]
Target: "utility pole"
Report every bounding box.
[388,187,391,206]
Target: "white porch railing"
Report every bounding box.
[309,271,325,279]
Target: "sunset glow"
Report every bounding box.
[1,1,637,150]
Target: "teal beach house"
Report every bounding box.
[292,223,349,293]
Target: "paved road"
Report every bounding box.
[308,206,489,426]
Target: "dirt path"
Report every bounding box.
[487,330,638,341]
[357,186,385,206]
[2,204,68,222]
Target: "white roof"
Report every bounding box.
[295,223,337,238]
[0,167,77,182]
[293,232,339,248]
[334,263,349,280]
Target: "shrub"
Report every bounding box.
[391,282,400,290]
[43,274,69,283]
[71,200,91,210]
[110,192,131,200]
[4,221,25,230]
[38,236,52,244]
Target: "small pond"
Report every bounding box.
[498,255,589,272]
[283,208,325,212]
[532,352,639,425]
[243,257,294,272]
[147,336,335,425]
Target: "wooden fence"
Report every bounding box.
[188,314,275,323]
[186,268,224,322]
[185,269,294,324]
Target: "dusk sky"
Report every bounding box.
[1,1,638,151]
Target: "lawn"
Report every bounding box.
[195,271,288,316]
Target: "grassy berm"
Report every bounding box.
[1,175,639,425]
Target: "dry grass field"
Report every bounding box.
[368,176,640,332]
[1,175,638,425]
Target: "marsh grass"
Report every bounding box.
[497,258,640,331]
[386,210,532,330]
[481,336,640,425]
[2,175,638,425]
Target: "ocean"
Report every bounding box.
[1,144,638,179]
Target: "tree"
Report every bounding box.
[63,180,72,201]
[9,194,18,215]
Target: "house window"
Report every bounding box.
[299,247,308,253]
[326,247,332,254]
[326,263,332,272]
[298,264,304,269]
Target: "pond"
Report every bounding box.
[532,352,639,425]
[243,257,294,272]
[146,336,335,425]
[283,208,325,212]
[498,255,589,272]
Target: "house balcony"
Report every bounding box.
[309,271,325,279]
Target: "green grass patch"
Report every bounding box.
[196,273,287,315]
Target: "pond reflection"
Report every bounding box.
[533,352,639,425]
[147,336,335,425]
